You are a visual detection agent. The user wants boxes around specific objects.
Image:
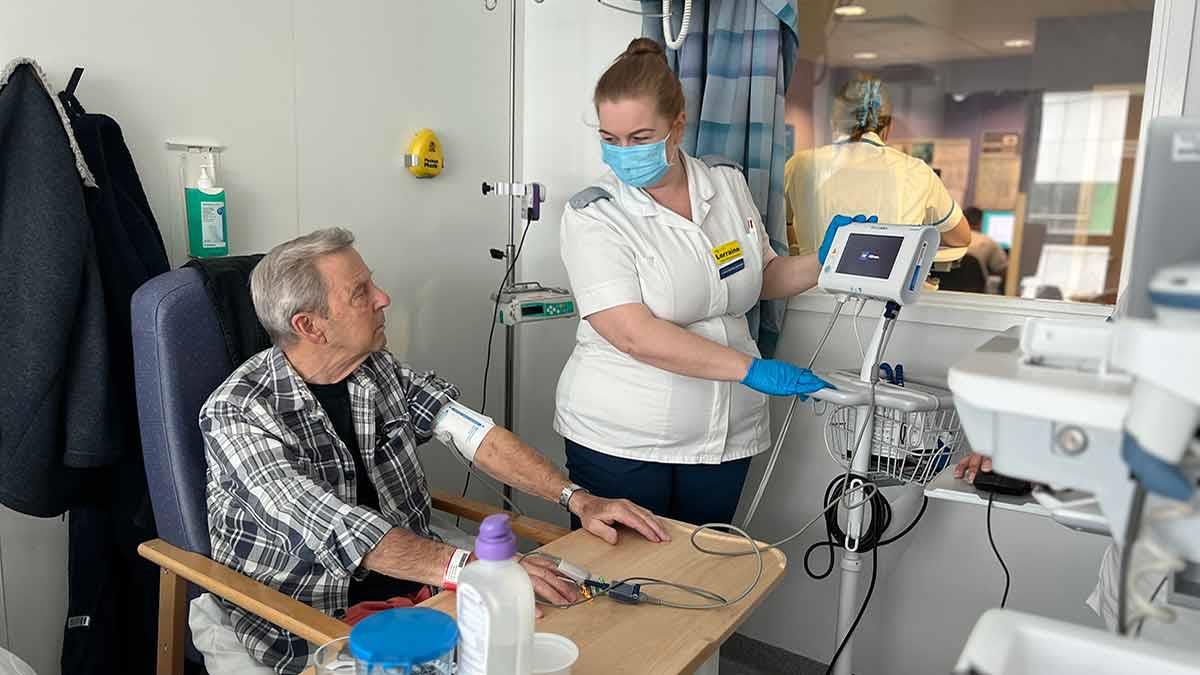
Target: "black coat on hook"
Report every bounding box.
[49,63,172,675]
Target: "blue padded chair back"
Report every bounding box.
[132,267,234,557]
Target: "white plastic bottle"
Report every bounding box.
[456,514,535,675]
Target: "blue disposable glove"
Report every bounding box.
[741,358,834,398]
[818,213,879,265]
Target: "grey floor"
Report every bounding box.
[719,633,830,675]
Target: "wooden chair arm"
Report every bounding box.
[138,539,350,647]
[430,490,569,545]
[139,498,566,675]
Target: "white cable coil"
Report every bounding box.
[594,0,692,50]
[663,0,692,49]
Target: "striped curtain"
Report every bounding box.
[643,0,799,357]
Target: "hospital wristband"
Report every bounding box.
[442,548,472,591]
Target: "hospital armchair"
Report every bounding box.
[130,266,568,675]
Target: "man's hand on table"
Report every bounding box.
[568,492,671,545]
[491,492,668,617]
[519,554,581,617]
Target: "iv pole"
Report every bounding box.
[501,0,521,508]
[478,1,565,510]
[482,180,546,508]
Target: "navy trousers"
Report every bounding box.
[564,438,753,527]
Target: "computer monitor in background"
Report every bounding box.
[982,210,1016,248]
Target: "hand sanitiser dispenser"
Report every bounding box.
[184,149,227,258]
[167,139,229,259]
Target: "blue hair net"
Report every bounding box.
[855,79,882,131]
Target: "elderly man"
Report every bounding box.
[199,227,668,673]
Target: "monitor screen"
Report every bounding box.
[835,233,903,280]
[982,210,1016,248]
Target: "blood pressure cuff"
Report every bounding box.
[432,401,495,461]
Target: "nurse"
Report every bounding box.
[554,38,847,526]
[784,77,972,255]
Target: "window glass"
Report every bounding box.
[786,1,1155,304]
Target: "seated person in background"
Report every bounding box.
[964,206,1008,277]
[200,227,668,674]
[932,252,987,294]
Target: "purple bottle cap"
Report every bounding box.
[475,513,517,561]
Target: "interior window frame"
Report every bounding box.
[787,0,1195,324]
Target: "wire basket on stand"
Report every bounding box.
[811,370,964,486]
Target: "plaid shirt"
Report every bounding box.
[200,347,459,674]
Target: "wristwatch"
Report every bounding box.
[559,482,589,510]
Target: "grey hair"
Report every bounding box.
[251,227,355,347]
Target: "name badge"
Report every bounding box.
[712,240,745,279]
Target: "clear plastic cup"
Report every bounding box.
[532,633,579,675]
[314,637,356,674]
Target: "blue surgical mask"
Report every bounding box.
[601,134,672,188]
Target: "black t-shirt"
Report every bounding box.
[308,379,423,605]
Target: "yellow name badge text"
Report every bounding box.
[711,241,744,266]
